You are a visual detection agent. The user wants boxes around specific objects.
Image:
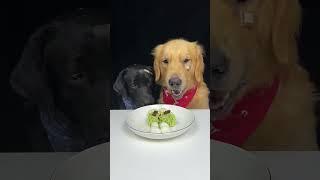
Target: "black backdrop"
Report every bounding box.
[298,6,320,88]
[1,2,320,151]
[1,8,111,152]
[298,5,320,143]
[111,0,210,108]
[2,8,79,152]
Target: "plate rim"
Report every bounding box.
[126,104,195,135]
[127,119,194,135]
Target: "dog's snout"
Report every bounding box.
[212,48,229,78]
[169,75,182,87]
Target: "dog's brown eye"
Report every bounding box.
[162,59,169,64]
[183,59,190,64]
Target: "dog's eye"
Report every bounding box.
[162,59,169,64]
[212,65,226,75]
[183,59,190,64]
[130,84,137,88]
[130,80,138,88]
[71,72,84,80]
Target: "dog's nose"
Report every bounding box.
[169,75,182,87]
[211,48,229,79]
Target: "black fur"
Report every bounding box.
[113,64,159,109]
[10,10,110,151]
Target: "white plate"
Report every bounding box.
[212,140,271,180]
[126,104,195,140]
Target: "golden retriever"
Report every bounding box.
[152,39,209,109]
[211,0,318,151]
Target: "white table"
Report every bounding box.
[0,144,320,179]
[253,151,320,180]
[0,108,319,179]
[0,152,76,180]
[51,143,109,180]
[110,110,210,180]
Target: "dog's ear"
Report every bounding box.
[145,66,153,74]
[152,44,164,82]
[10,24,57,106]
[113,68,128,97]
[272,0,301,65]
[193,42,205,83]
[143,66,154,77]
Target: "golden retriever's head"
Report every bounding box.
[152,39,205,99]
[210,0,301,117]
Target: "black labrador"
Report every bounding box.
[113,65,158,109]
[10,10,110,152]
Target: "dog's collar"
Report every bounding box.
[162,86,197,108]
[39,106,86,151]
[237,0,256,28]
[211,76,280,147]
[122,97,136,109]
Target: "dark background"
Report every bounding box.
[298,6,320,88]
[2,8,80,152]
[1,8,111,152]
[298,5,320,144]
[111,0,210,109]
[1,3,320,152]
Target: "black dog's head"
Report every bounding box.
[113,65,156,109]
[10,15,110,151]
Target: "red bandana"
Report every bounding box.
[162,86,197,108]
[211,77,280,147]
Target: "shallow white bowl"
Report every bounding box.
[126,104,195,140]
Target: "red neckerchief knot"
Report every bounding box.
[162,86,197,108]
[211,77,280,147]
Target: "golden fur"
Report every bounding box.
[152,39,209,109]
[211,0,318,150]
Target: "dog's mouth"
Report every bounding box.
[211,91,230,110]
[211,80,247,119]
[211,90,235,118]
[170,89,183,99]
